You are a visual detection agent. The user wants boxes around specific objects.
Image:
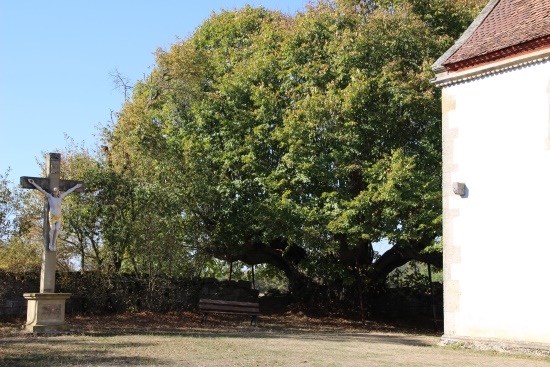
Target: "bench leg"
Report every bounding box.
[250,315,257,326]
[201,312,208,324]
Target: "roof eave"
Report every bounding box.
[430,48,550,88]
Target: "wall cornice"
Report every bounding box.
[431,48,550,88]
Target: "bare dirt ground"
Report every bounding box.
[1,312,549,367]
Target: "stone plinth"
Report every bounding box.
[22,293,71,333]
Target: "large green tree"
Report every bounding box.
[104,0,484,304]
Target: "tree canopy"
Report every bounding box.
[2,0,485,311]
[102,0,483,296]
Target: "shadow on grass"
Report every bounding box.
[0,329,434,367]
[0,337,161,367]
[1,312,438,351]
[69,325,436,348]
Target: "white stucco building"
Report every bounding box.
[431,0,550,350]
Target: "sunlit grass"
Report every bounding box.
[1,313,548,367]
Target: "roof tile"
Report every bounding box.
[444,0,550,65]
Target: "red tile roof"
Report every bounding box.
[435,0,550,72]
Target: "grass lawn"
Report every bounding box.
[1,312,549,367]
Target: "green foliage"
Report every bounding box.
[2,1,484,308]
[58,140,200,279]
[99,0,483,298]
[253,263,289,294]
[0,170,16,243]
[0,170,45,272]
[0,237,42,273]
[386,260,442,291]
[199,259,289,294]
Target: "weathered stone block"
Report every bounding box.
[22,292,71,334]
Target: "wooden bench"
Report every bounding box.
[199,299,261,326]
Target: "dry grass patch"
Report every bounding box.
[1,313,549,367]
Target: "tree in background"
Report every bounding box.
[103,0,484,308]
[0,170,17,244]
[0,170,53,272]
[2,0,485,314]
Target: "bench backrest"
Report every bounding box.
[199,299,260,315]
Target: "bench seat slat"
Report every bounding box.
[200,304,259,313]
[201,310,261,316]
[199,299,259,307]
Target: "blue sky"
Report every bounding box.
[0,0,306,183]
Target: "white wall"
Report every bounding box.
[443,60,550,344]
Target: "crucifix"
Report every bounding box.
[20,152,84,293]
[20,153,84,333]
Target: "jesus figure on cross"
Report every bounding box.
[28,178,82,251]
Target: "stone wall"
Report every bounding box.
[1,270,442,323]
[0,271,259,317]
[0,271,39,316]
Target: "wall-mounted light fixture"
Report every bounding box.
[452,182,466,196]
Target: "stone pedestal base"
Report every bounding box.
[22,293,71,333]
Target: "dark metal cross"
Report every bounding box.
[20,153,84,293]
